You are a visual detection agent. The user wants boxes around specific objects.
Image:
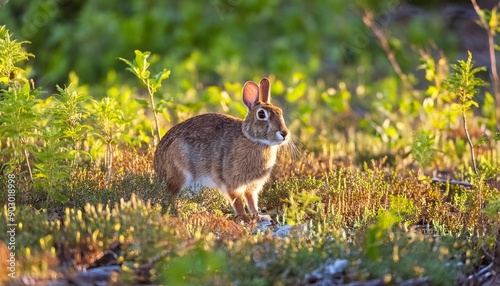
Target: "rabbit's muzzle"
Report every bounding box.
[278,130,288,140]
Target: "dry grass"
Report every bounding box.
[0,142,499,285]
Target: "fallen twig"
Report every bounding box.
[431,177,473,188]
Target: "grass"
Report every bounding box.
[0,143,498,285]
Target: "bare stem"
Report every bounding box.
[106,142,113,186]
[24,148,33,180]
[462,107,478,174]
[0,0,10,8]
[146,79,161,147]
[471,0,500,129]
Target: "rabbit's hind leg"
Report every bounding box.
[165,166,186,196]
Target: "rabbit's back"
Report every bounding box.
[157,113,242,152]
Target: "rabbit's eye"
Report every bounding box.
[257,109,268,120]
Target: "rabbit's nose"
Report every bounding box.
[279,130,288,139]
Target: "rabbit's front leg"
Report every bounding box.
[244,189,259,215]
[244,188,271,222]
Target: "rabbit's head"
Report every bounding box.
[242,78,289,146]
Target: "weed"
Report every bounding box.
[444,51,486,174]
[0,81,40,177]
[282,190,321,226]
[89,96,129,184]
[411,131,442,173]
[118,50,171,146]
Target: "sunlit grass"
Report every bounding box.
[0,145,498,284]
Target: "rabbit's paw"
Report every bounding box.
[257,214,272,222]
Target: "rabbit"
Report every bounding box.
[154,77,289,220]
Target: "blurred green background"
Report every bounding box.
[1,0,498,162]
[1,0,491,89]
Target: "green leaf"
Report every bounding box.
[151,69,171,90]
[154,69,171,82]
[489,7,498,35]
[117,58,136,73]
[118,50,152,80]
[124,66,140,78]
[134,50,151,79]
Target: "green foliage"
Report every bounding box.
[32,126,72,204]
[0,195,179,280]
[0,82,41,174]
[118,50,171,96]
[417,51,458,131]
[360,224,471,285]
[50,80,91,146]
[159,242,227,285]
[444,51,486,174]
[365,210,402,261]
[0,0,458,88]
[476,5,500,36]
[389,194,418,221]
[90,95,128,184]
[0,25,33,85]
[321,82,351,113]
[445,51,486,113]
[175,188,231,219]
[1,164,497,284]
[283,190,320,225]
[90,96,125,145]
[483,194,500,220]
[282,190,321,226]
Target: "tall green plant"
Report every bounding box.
[0,26,38,176]
[0,26,93,202]
[118,50,171,146]
[282,190,320,226]
[90,96,128,185]
[444,51,486,174]
[29,81,93,203]
[49,81,91,164]
[32,126,72,204]
[0,82,40,177]
[364,209,402,262]
[411,131,441,175]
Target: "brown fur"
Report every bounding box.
[154,78,289,217]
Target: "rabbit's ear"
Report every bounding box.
[243,81,259,109]
[259,78,270,103]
